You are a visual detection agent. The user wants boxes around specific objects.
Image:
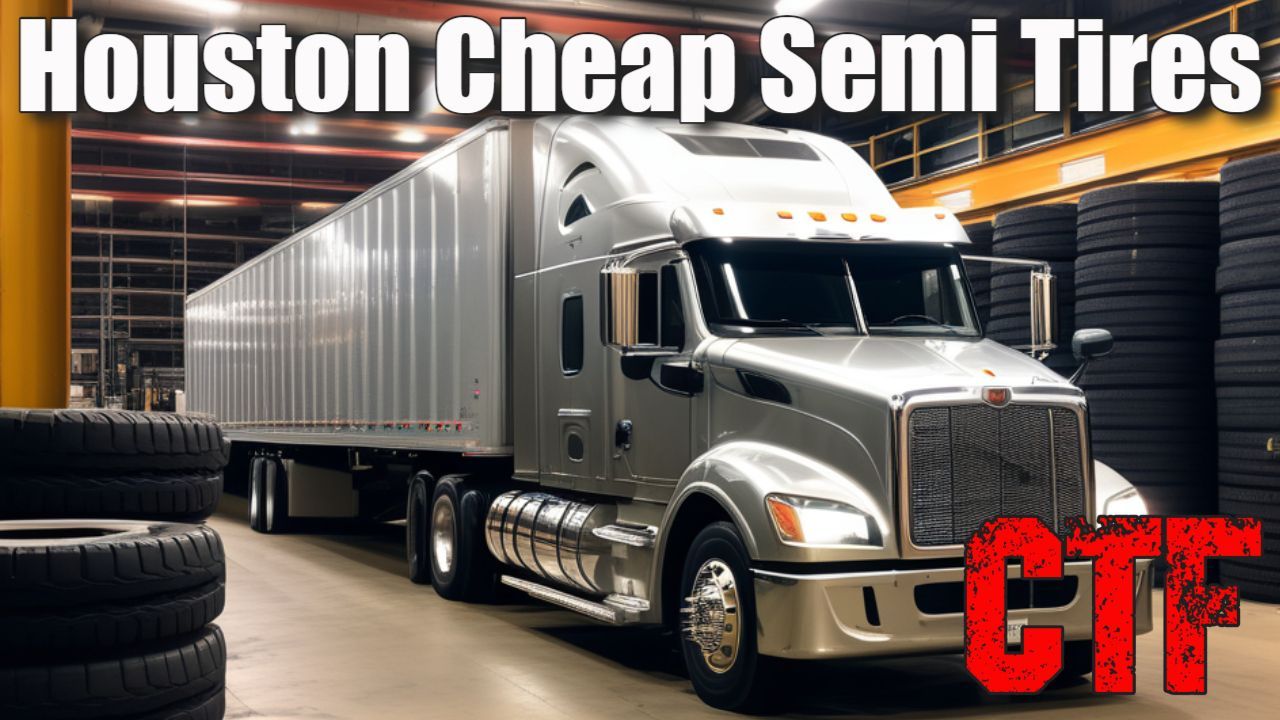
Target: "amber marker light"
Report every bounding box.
[777,210,794,219]
[766,496,805,543]
[841,213,858,222]
[870,213,887,222]
[809,211,827,221]
[712,208,725,215]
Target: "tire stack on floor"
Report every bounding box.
[0,409,230,720]
[963,221,995,327]
[990,204,1078,374]
[1216,154,1280,602]
[1074,182,1221,518]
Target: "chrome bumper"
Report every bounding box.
[753,559,1154,660]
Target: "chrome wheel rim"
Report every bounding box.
[431,496,456,576]
[681,559,741,674]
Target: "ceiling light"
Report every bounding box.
[289,118,320,136]
[775,0,824,15]
[175,0,241,16]
[180,116,199,127]
[300,201,338,210]
[71,193,114,203]
[168,197,233,207]
[394,129,427,144]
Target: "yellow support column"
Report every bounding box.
[0,0,71,408]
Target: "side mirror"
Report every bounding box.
[660,361,704,395]
[605,269,640,347]
[1072,328,1114,362]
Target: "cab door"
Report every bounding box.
[603,249,698,500]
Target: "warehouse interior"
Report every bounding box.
[2,0,1279,718]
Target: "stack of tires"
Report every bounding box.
[990,204,1078,374]
[1216,154,1280,602]
[963,220,994,327]
[1074,182,1221,518]
[0,409,229,720]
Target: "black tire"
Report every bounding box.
[679,522,779,713]
[0,579,224,658]
[0,624,226,720]
[1220,153,1280,242]
[1217,385,1280,429]
[1075,248,1218,299]
[1220,289,1280,338]
[1060,639,1094,678]
[1216,335,1280,386]
[131,686,225,720]
[1219,560,1280,603]
[429,476,497,602]
[0,470,222,523]
[247,457,287,534]
[1217,237,1280,295]
[0,520,224,608]
[1076,295,1217,342]
[0,410,228,474]
[406,472,433,585]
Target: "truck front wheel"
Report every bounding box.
[679,521,778,712]
[428,476,496,602]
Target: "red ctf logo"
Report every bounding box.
[964,516,1263,695]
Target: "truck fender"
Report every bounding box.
[650,440,890,624]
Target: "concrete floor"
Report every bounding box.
[212,497,1280,719]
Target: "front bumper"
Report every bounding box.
[754,559,1154,660]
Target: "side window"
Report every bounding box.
[564,195,592,226]
[561,295,584,375]
[660,265,686,350]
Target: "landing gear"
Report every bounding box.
[679,521,778,713]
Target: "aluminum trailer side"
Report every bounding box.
[185,119,515,456]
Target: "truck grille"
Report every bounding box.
[906,404,1087,547]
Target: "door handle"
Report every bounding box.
[615,419,633,451]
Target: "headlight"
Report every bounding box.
[765,494,882,547]
[1103,487,1148,516]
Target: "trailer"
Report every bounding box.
[186,115,1152,711]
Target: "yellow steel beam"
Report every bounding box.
[0,1,71,408]
[893,82,1280,223]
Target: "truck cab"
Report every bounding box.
[481,116,1153,710]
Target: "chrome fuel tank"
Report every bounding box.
[485,491,610,594]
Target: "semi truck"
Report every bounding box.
[185,115,1153,711]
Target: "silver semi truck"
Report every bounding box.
[185,116,1152,711]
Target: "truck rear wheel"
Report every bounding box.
[248,456,288,534]
[406,472,433,585]
[428,476,496,602]
[679,521,777,713]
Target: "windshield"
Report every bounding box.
[686,240,979,338]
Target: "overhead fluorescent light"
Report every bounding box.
[289,118,320,137]
[300,201,339,210]
[168,197,233,207]
[776,0,824,15]
[394,129,427,144]
[71,193,114,203]
[175,0,241,16]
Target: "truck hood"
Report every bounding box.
[707,335,1075,402]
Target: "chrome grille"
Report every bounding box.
[907,404,1086,547]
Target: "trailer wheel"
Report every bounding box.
[429,476,496,602]
[679,521,778,713]
[406,472,433,585]
[248,456,288,534]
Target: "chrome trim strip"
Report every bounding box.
[592,524,658,549]
[500,575,620,624]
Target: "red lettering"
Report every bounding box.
[1066,516,1163,693]
[965,517,1064,693]
[1163,517,1262,694]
